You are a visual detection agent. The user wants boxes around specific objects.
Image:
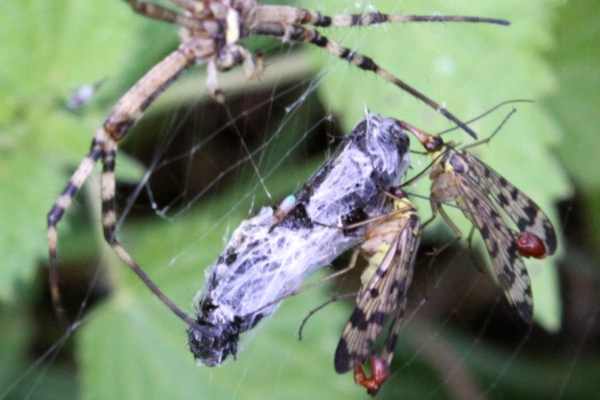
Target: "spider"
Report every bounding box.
[46,0,509,328]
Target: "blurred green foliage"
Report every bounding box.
[1,0,599,399]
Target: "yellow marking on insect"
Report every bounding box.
[360,196,413,286]
[361,244,389,286]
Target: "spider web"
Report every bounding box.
[3,1,598,399]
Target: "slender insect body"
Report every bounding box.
[400,120,557,323]
[334,189,421,395]
[188,114,411,367]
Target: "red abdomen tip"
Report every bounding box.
[353,356,391,396]
[517,232,547,259]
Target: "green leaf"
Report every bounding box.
[545,0,600,191]
[302,0,570,331]
[544,0,600,246]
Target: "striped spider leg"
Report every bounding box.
[335,188,421,395]
[250,6,510,139]
[398,120,557,322]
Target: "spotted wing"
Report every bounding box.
[453,171,533,322]
[461,151,557,255]
[334,214,420,373]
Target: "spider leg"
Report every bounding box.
[47,137,104,321]
[251,23,478,139]
[253,5,509,28]
[316,13,510,28]
[100,142,196,326]
[167,0,202,13]
[47,44,205,322]
[206,60,225,103]
[103,44,203,142]
[208,45,264,101]
[125,1,213,32]
[126,0,180,24]
[216,45,264,80]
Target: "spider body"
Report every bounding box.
[189,113,411,366]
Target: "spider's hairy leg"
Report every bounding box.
[103,43,204,141]
[167,0,202,13]
[215,45,264,82]
[126,0,180,24]
[47,42,208,322]
[206,60,225,103]
[207,44,264,102]
[125,0,214,31]
[47,137,104,321]
[319,13,510,28]
[100,142,196,325]
[253,5,510,28]
[251,23,478,139]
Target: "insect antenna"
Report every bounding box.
[297,292,357,341]
[438,99,533,136]
[461,107,518,150]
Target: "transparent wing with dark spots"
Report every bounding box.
[454,176,534,322]
[461,151,557,255]
[334,215,420,373]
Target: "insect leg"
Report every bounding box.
[321,248,361,283]
[438,204,464,238]
[465,225,487,274]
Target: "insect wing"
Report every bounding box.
[453,171,534,322]
[461,151,557,256]
[334,214,420,373]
